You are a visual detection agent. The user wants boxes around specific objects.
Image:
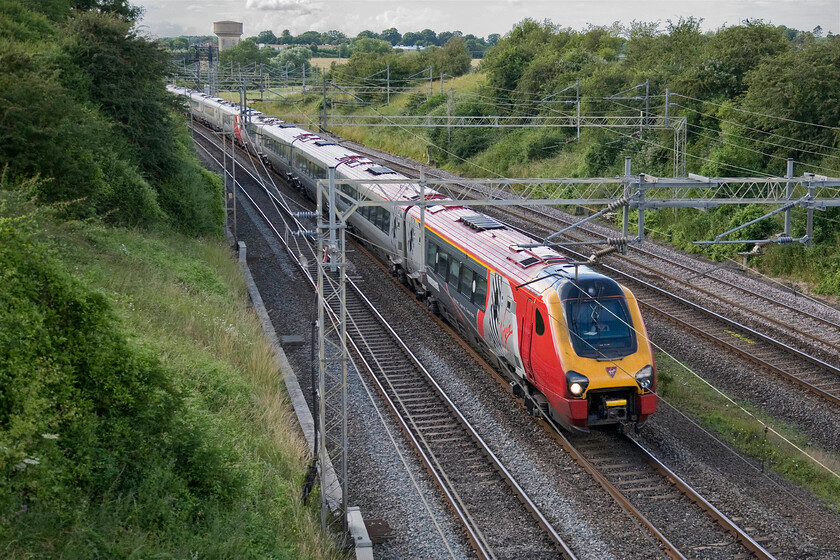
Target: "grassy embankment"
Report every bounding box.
[655,353,840,511]
[247,73,840,512]
[0,192,342,557]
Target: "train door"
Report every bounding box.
[520,298,535,381]
[406,218,423,278]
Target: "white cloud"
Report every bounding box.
[245,0,313,13]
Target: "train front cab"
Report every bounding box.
[533,274,657,432]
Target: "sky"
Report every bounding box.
[137,0,840,40]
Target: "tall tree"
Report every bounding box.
[218,39,274,67]
[430,37,471,76]
[401,31,420,46]
[253,29,278,44]
[381,27,401,45]
[738,37,840,165]
[418,28,437,46]
[63,11,174,179]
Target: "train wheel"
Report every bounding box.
[426,299,439,315]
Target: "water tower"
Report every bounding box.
[214,21,243,51]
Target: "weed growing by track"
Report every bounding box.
[656,352,840,512]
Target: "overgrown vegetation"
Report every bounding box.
[463,19,840,284]
[0,0,221,234]
[0,188,338,556]
[0,0,337,555]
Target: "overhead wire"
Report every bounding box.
[674,93,840,131]
[673,102,840,157]
[542,99,776,177]
[683,120,840,170]
[683,124,840,177]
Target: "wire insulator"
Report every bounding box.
[607,237,629,253]
[606,196,629,212]
[595,246,617,258]
[778,236,794,244]
[589,246,618,262]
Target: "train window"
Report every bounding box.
[374,207,387,232]
[426,242,437,268]
[473,276,487,307]
[565,297,636,359]
[437,251,449,277]
[459,267,474,296]
[448,259,461,287]
[535,309,545,336]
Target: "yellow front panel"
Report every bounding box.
[546,286,653,396]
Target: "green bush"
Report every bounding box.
[0,2,223,234]
[0,207,241,550]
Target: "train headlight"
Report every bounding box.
[566,371,589,397]
[635,365,654,391]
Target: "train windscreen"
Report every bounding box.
[564,296,637,359]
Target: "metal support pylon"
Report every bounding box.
[316,167,349,534]
[673,117,687,177]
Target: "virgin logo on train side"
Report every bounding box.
[501,324,513,345]
[606,366,617,378]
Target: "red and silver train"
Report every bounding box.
[170,85,657,432]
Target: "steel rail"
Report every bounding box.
[346,276,575,559]
[630,438,776,560]
[543,427,688,559]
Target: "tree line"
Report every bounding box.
[161,27,499,58]
[434,18,839,181]
[418,18,839,284]
[250,27,498,56]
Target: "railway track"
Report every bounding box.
[342,273,571,559]
[213,124,792,558]
[191,124,576,559]
[194,124,789,558]
[555,428,777,559]
[338,143,840,409]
